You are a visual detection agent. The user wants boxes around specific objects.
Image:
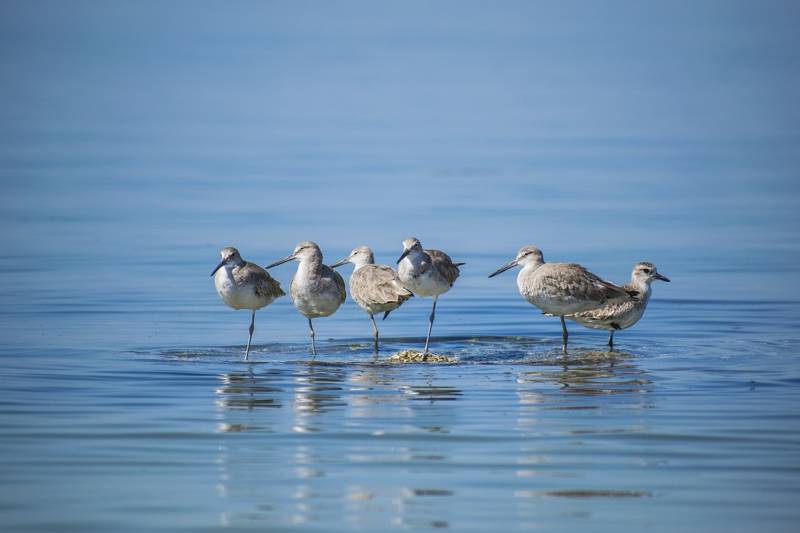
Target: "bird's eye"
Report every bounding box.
[642,268,651,274]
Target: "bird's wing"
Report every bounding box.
[355,265,414,305]
[426,249,461,286]
[536,263,631,304]
[236,262,285,298]
[571,296,637,322]
[328,265,347,303]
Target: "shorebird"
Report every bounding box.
[488,246,638,354]
[396,237,464,358]
[211,247,285,360]
[569,262,670,350]
[331,246,413,354]
[265,241,346,357]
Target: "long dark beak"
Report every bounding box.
[210,259,226,276]
[488,259,518,278]
[264,254,295,269]
[330,257,349,269]
[655,273,671,282]
[396,249,410,264]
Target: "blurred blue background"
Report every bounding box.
[2,0,798,281]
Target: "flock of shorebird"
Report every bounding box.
[211,238,670,361]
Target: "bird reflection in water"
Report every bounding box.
[292,363,348,432]
[521,351,651,398]
[214,368,286,433]
[514,353,652,487]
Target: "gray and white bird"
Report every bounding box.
[265,241,346,357]
[396,237,464,357]
[569,262,670,350]
[488,246,638,354]
[331,246,413,354]
[211,247,285,360]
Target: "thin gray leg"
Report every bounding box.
[369,314,379,354]
[308,318,316,358]
[423,296,438,360]
[608,330,614,352]
[245,310,255,361]
[560,315,569,355]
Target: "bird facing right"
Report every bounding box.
[568,262,670,351]
[488,245,638,354]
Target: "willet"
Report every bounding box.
[331,246,413,354]
[265,241,346,357]
[211,247,285,360]
[569,262,670,350]
[396,237,464,358]
[488,246,638,354]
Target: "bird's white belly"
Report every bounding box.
[525,292,589,316]
[215,272,266,311]
[398,260,448,297]
[291,268,342,318]
[292,288,341,318]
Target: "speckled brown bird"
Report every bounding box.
[569,262,670,350]
[331,246,413,354]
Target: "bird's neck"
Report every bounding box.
[215,264,236,284]
[520,260,543,273]
[297,258,323,275]
[406,249,427,265]
[352,260,371,272]
[630,278,652,300]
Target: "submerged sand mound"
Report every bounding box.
[387,350,457,364]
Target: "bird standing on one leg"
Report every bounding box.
[211,247,284,360]
[396,237,463,359]
[488,246,638,355]
[331,246,413,356]
[265,241,346,357]
[569,262,670,351]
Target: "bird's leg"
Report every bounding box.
[308,318,316,358]
[370,314,379,358]
[245,310,256,361]
[607,330,614,352]
[560,315,569,355]
[423,296,438,360]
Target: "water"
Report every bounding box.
[1,1,800,531]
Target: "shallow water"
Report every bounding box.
[2,1,800,531]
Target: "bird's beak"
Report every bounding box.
[655,272,671,282]
[488,259,518,278]
[210,259,226,276]
[396,249,410,264]
[264,254,295,269]
[330,257,349,269]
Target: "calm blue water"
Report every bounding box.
[1,1,800,531]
